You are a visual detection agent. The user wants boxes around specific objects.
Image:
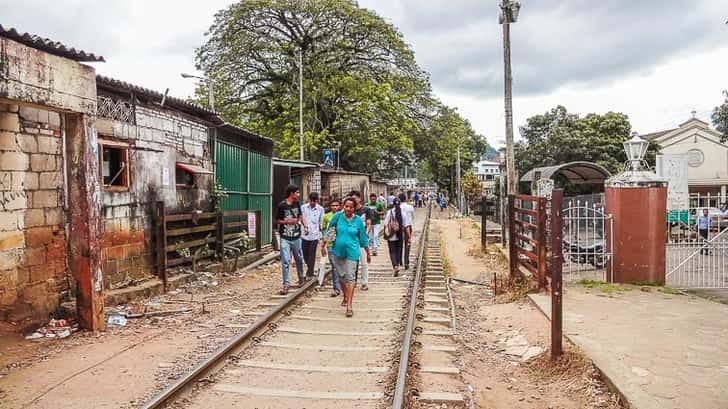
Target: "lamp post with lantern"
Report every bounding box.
[604,132,668,285]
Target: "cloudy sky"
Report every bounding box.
[2,0,727,146]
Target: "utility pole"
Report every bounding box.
[456,147,462,211]
[299,48,304,161]
[500,0,521,195]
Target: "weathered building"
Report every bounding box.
[320,168,371,202]
[0,26,105,329]
[94,76,219,290]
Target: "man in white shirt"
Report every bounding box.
[301,192,324,279]
[398,192,415,269]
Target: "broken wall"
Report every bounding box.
[0,103,67,322]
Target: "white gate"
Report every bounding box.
[562,200,613,282]
[666,225,728,288]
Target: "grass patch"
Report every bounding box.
[577,278,633,295]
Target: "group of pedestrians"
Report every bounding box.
[275,184,416,317]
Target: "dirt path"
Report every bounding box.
[433,212,623,409]
[0,262,283,409]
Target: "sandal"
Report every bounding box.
[361,284,369,291]
[330,290,340,297]
[346,309,353,318]
[341,299,347,306]
[278,287,289,295]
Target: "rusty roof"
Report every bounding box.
[96,75,221,122]
[0,24,105,62]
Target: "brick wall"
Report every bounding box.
[96,102,212,290]
[0,103,67,322]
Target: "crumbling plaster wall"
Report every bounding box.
[0,103,67,322]
[97,104,212,290]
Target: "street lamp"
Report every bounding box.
[181,73,215,113]
[500,0,520,196]
[623,132,649,171]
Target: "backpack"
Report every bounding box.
[384,209,400,239]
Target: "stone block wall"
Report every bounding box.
[0,103,67,322]
[321,173,370,203]
[96,102,212,290]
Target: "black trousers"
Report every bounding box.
[387,239,403,268]
[402,227,412,268]
[699,229,709,254]
[301,239,319,276]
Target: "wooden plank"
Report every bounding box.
[421,330,453,336]
[213,385,384,400]
[165,212,217,222]
[517,247,538,263]
[289,315,395,323]
[166,224,216,237]
[223,210,250,218]
[422,345,457,352]
[233,360,388,373]
[165,237,216,252]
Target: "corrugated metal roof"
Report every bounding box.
[96,75,220,121]
[0,24,105,62]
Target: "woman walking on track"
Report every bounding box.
[384,198,409,276]
[322,197,370,317]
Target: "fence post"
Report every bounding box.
[155,201,168,291]
[481,196,487,249]
[550,189,564,359]
[537,197,548,291]
[508,195,518,279]
[216,211,224,260]
[255,210,262,252]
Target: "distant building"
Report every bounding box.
[644,117,728,204]
[474,159,501,196]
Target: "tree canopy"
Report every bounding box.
[196,0,483,181]
[515,106,660,179]
[711,90,728,143]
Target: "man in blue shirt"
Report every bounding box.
[697,208,710,255]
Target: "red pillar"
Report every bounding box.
[66,114,105,331]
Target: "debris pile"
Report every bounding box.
[24,318,77,340]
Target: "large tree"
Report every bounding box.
[196,0,434,174]
[515,106,659,178]
[711,90,728,143]
[416,105,487,196]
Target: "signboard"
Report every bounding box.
[247,212,257,238]
[161,167,170,186]
[322,149,334,167]
[656,154,688,210]
[536,178,554,200]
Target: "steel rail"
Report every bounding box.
[140,261,317,409]
[392,204,432,409]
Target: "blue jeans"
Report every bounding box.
[280,237,304,287]
[370,224,381,253]
[328,251,341,292]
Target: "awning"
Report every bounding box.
[176,163,213,175]
[273,158,319,169]
[520,161,610,185]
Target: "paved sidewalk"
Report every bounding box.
[529,286,728,409]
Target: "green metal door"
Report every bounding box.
[216,141,273,245]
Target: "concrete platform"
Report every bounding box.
[529,286,728,409]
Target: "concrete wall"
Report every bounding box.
[96,103,212,290]
[0,103,67,321]
[0,38,96,115]
[321,172,369,203]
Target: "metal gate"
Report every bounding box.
[562,199,613,282]
[666,224,728,288]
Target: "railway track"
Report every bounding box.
[142,204,466,409]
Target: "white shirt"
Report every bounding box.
[301,203,324,240]
[401,202,415,227]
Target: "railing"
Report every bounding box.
[508,194,548,290]
[666,226,728,288]
[155,201,262,290]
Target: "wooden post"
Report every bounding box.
[216,211,224,260]
[508,195,518,278]
[550,189,564,359]
[481,197,487,249]
[255,210,262,252]
[537,197,548,291]
[155,201,168,291]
